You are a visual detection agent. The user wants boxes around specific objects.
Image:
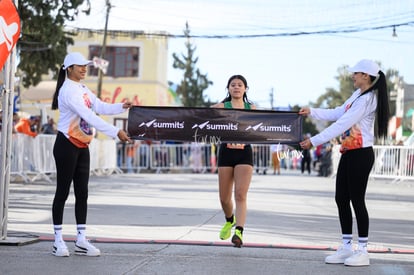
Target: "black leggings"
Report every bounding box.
[52,132,90,225]
[335,147,374,238]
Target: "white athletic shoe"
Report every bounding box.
[52,240,70,257]
[344,250,370,266]
[325,246,353,264]
[74,240,101,257]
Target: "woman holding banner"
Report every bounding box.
[211,74,256,248]
[50,52,132,257]
[299,59,389,266]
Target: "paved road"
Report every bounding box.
[1,171,413,274]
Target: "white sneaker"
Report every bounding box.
[52,240,69,257]
[344,250,370,266]
[74,240,101,257]
[325,246,353,264]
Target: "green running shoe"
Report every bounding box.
[231,228,243,248]
[219,218,236,240]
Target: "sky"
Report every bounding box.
[65,0,414,109]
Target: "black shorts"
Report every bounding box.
[218,144,253,167]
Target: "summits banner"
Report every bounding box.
[128,106,302,144]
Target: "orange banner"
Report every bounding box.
[0,0,21,68]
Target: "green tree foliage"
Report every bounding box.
[313,63,399,116]
[313,65,353,108]
[17,0,88,88]
[290,104,318,137]
[309,62,400,143]
[172,22,213,107]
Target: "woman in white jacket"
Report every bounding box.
[50,52,132,257]
[299,59,389,267]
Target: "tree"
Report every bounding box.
[313,65,354,109]
[313,63,399,116]
[17,0,89,88]
[290,104,318,136]
[172,22,213,107]
[310,63,400,142]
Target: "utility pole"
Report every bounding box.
[97,0,111,99]
[1,0,20,241]
[269,87,274,110]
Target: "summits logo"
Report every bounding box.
[245,123,292,132]
[139,119,184,129]
[192,121,238,131]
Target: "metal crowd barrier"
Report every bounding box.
[328,144,414,182]
[372,145,414,181]
[116,142,216,174]
[3,134,414,182]
[116,142,284,174]
[118,143,319,175]
[8,134,118,183]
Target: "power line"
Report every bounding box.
[96,0,414,35]
[67,20,414,39]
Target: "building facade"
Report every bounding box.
[19,28,179,132]
[390,77,414,142]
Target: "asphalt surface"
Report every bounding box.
[1,170,413,275]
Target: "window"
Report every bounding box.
[89,46,140,77]
[114,118,128,131]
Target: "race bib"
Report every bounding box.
[226,143,245,150]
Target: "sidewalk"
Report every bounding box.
[1,171,413,274]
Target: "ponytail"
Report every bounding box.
[51,66,67,110]
[368,71,389,138]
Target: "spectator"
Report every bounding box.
[41,117,57,134]
[270,143,281,175]
[15,115,39,137]
[190,142,202,173]
[126,141,139,173]
[313,144,323,169]
[12,112,19,133]
[301,134,312,175]
[319,143,333,177]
